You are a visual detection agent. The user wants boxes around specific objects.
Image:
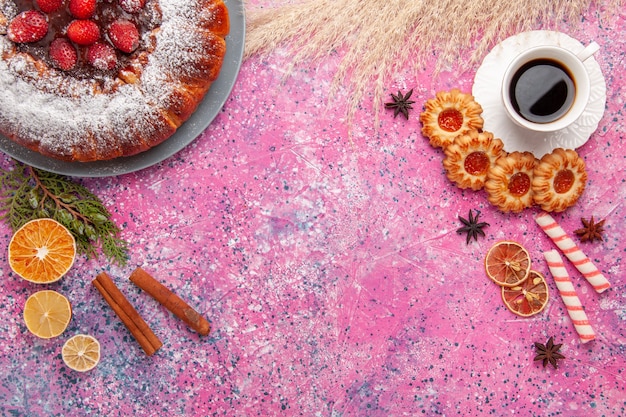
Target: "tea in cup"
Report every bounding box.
[501,42,599,132]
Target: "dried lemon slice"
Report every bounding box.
[62,334,101,372]
[23,290,72,339]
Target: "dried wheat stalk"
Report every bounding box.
[245,0,622,122]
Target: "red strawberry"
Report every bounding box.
[68,0,97,19]
[67,19,100,46]
[49,38,78,71]
[118,0,146,14]
[36,0,64,13]
[107,19,139,53]
[7,10,49,44]
[87,42,118,70]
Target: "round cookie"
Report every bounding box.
[485,151,537,213]
[443,130,505,190]
[420,88,484,149]
[532,148,587,212]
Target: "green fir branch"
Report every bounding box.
[0,161,129,266]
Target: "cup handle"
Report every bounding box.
[577,41,600,62]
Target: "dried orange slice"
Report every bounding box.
[484,241,531,287]
[23,290,72,339]
[501,270,549,317]
[62,334,101,372]
[8,218,76,283]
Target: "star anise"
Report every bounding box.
[456,209,489,244]
[385,89,415,120]
[534,336,565,369]
[574,216,605,242]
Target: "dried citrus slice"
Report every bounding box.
[8,218,76,283]
[501,270,549,317]
[62,334,101,372]
[23,290,72,339]
[484,241,531,287]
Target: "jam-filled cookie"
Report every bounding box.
[443,130,506,190]
[532,148,587,212]
[485,151,538,213]
[420,89,484,149]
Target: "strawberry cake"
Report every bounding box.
[0,0,229,162]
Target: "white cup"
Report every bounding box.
[501,42,599,132]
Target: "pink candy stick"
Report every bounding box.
[543,250,596,343]
[535,212,611,293]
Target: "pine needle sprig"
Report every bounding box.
[0,161,129,266]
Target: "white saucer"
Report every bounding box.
[472,30,606,158]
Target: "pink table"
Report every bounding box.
[1,2,625,416]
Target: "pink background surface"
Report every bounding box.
[1,2,625,416]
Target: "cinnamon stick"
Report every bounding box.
[92,272,163,356]
[129,268,211,336]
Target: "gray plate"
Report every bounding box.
[0,0,245,178]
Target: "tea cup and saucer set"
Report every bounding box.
[472,30,606,158]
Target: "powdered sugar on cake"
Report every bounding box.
[0,0,229,162]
